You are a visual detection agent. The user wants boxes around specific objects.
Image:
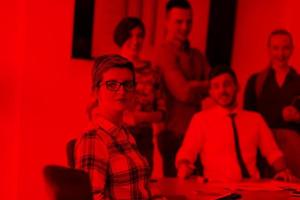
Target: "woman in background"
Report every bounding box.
[75,55,151,200]
[113,17,166,173]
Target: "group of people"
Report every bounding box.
[73,0,300,199]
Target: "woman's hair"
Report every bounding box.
[113,17,145,47]
[87,54,135,119]
[91,54,135,90]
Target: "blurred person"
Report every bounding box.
[113,17,166,173]
[75,55,152,200]
[176,66,296,182]
[244,29,300,178]
[154,0,210,177]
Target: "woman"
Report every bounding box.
[113,17,166,173]
[75,55,151,200]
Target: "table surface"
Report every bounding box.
[151,177,300,200]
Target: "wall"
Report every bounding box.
[0,0,23,199]
[18,0,93,199]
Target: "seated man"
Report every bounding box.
[176,66,296,182]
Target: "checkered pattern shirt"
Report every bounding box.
[75,116,151,200]
[133,61,165,113]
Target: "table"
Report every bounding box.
[151,178,300,200]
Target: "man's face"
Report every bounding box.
[209,73,238,108]
[166,8,193,42]
[268,34,293,67]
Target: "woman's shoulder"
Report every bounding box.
[75,129,110,158]
[77,128,110,147]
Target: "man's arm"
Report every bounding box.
[176,114,204,178]
[156,47,209,104]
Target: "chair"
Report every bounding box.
[66,139,76,168]
[43,165,93,200]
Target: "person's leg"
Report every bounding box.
[130,126,154,173]
[157,130,183,177]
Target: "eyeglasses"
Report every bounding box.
[100,80,136,92]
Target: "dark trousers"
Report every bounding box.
[157,130,203,177]
[130,125,154,173]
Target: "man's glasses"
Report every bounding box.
[100,80,136,92]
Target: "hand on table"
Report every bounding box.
[150,182,167,200]
[177,162,194,179]
[282,106,300,123]
[274,169,299,182]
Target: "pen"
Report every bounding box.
[216,192,242,200]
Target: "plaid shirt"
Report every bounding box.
[130,60,165,114]
[75,116,151,200]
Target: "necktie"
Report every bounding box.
[229,113,250,178]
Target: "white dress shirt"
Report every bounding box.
[176,106,283,182]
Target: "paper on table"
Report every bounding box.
[224,180,300,192]
[227,181,283,191]
[269,180,300,191]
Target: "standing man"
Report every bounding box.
[244,29,300,178]
[154,0,210,177]
[176,66,295,182]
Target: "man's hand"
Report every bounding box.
[177,162,194,179]
[282,106,300,122]
[274,169,298,182]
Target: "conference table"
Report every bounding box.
[151,177,300,200]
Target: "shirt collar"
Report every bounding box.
[213,104,240,118]
[90,111,125,138]
[269,66,297,77]
[265,67,298,86]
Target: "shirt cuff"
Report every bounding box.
[267,150,284,167]
[176,159,195,170]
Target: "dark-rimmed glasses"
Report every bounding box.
[99,80,136,92]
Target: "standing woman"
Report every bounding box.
[75,55,151,200]
[113,17,166,173]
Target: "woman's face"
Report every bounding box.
[121,27,144,57]
[96,67,135,112]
